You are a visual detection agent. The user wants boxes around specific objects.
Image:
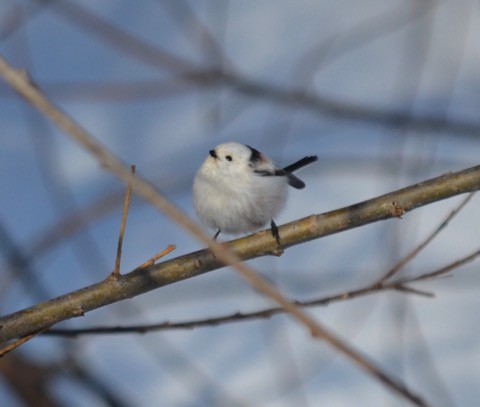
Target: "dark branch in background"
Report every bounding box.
[19,0,477,138]
[0,1,56,41]
[157,0,232,69]
[26,191,123,260]
[0,354,61,407]
[207,69,480,137]
[0,218,53,300]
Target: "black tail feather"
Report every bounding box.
[283,155,317,189]
[283,155,318,173]
[286,174,305,189]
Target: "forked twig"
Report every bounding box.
[134,245,176,271]
[396,248,480,285]
[378,192,475,284]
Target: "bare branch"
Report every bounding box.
[378,192,476,283]
[112,165,135,278]
[133,245,176,271]
[43,246,480,337]
[38,282,433,337]
[397,248,480,285]
[0,158,478,345]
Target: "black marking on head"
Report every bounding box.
[246,145,263,164]
[209,149,217,158]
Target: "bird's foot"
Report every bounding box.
[270,220,284,256]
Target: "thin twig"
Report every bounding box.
[393,285,435,298]
[112,165,135,278]
[0,328,48,358]
[134,244,176,271]
[378,192,475,283]
[396,248,480,285]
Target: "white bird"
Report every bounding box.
[193,142,317,245]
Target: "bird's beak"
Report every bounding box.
[209,149,217,159]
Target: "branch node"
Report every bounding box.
[272,247,284,257]
[73,307,85,317]
[390,201,406,218]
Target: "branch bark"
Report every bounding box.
[0,164,479,343]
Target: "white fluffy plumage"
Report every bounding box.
[193,142,317,243]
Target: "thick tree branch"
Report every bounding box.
[43,247,480,336]
[44,195,478,337]
[0,164,479,344]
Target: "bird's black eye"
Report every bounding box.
[225,155,233,162]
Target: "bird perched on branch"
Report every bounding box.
[193,142,317,245]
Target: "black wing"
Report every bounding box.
[254,155,317,190]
